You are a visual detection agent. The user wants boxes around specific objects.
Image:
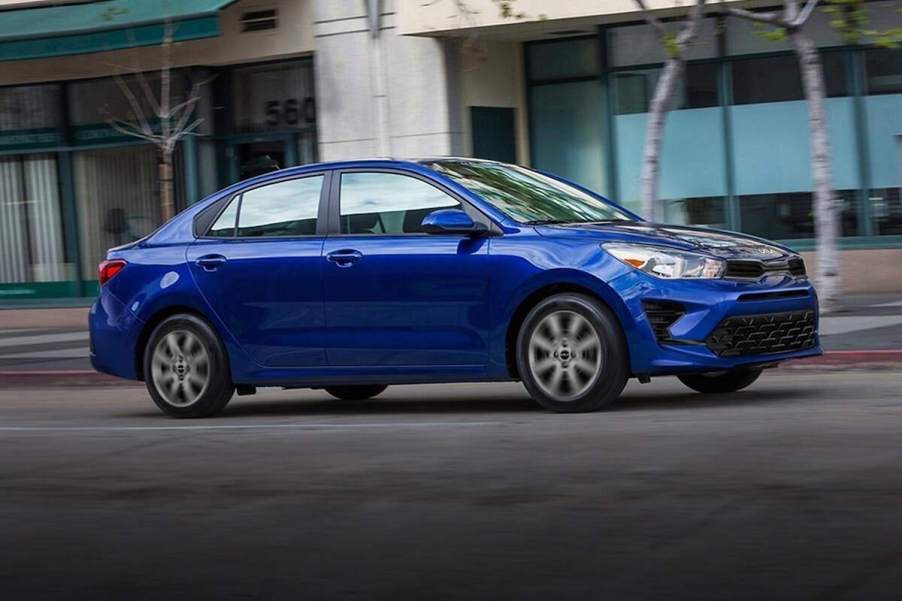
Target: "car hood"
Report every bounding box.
[535,222,795,261]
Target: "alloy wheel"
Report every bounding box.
[150,329,211,407]
[527,310,603,402]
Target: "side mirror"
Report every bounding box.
[421,208,486,236]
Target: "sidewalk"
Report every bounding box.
[0,295,900,385]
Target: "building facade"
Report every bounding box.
[0,0,900,303]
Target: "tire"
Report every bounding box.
[678,367,763,394]
[516,293,629,413]
[325,385,388,401]
[143,314,234,418]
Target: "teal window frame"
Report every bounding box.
[523,13,901,251]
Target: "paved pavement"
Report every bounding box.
[2,373,902,599]
[1,294,900,372]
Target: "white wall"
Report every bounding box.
[459,40,529,163]
[313,0,463,161]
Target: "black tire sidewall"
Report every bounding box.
[324,385,388,401]
[678,367,762,394]
[143,314,234,418]
[516,293,628,413]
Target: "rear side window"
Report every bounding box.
[236,175,323,237]
[207,198,240,237]
[339,172,461,234]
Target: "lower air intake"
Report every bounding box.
[706,310,817,357]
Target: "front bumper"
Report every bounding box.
[610,271,823,376]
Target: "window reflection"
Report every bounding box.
[340,172,460,234]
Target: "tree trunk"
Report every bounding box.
[639,57,684,221]
[790,30,841,312]
[159,150,175,222]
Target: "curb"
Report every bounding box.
[0,370,141,387]
[782,350,902,369]
[0,350,900,387]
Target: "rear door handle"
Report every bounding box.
[326,249,363,268]
[195,254,227,271]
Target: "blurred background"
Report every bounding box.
[0,1,901,599]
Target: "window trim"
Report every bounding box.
[328,168,498,237]
[197,170,332,240]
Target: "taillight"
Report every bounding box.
[98,259,127,286]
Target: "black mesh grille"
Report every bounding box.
[643,300,685,342]
[706,310,817,357]
[724,257,807,280]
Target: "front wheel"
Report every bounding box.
[516,294,628,413]
[144,314,234,418]
[678,367,763,394]
[325,385,388,401]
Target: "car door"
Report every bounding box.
[322,169,492,367]
[187,172,329,368]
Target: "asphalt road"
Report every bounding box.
[2,371,902,600]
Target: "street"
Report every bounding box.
[2,371,902,599]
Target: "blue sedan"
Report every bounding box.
[90,159,821,417]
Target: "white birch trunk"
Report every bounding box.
[159,149,175,222]
[790,30,841,312]
[639,57,684,221]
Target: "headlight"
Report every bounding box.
[603,243,725,279]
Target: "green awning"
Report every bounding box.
[0,0,236,61]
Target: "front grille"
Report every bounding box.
[724,257,807,280]
[706,310,817,357]
[643,300,685,342]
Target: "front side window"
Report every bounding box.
[339,172,461,234]
[424,160,634,225]
[235,175,323,237]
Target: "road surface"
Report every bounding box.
[2,371,902,600]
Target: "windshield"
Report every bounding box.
[423,160,634,225]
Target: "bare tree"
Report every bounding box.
[632,0,707,221]
[105,20,208,222]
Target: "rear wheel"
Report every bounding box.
[678,367,763,394]
[144,314,234,418]
[325,385,388,401]
[517,293,628,413]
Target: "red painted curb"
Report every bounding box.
[785,350,902,366]
[0,370,139,387]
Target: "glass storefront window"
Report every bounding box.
[68,72,189,144]
[74,146,163,277]
[0,153,72,284]
[529,80,607,194]
[663,197,727,229]
[731,52,847,105]
[232,60,315,134]
[865,48,902,95]
[738,190,859,239]
[614,62,719,115]
[871,188,902,235]
[610,18,717,67]
[726,10,844,56]
[0,84,61,151]
[526,38,599,81]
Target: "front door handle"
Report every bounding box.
[326,249,363,268]
[195,254,227,272]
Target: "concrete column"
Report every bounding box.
[312,0,463,161]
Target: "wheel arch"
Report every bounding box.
[504,280,632,379]
[135,306,222,381]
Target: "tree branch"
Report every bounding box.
[112,75,153,136]
[726,6,788,27]
[633,0,669,39]
[108,118,159,143]
[676,0,707,47]
[792,0,820,27]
